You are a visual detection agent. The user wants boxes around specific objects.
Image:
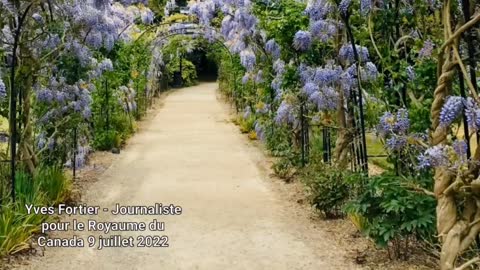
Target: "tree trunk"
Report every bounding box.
[432,1,480,267]
[334,88,351,169]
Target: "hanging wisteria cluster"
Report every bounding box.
[0,0,155,170]
[118,84,138,113]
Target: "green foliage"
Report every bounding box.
[265,124,291,156]
[57,54,90,85]
[238,116,255,133]
[148,0,167,18]
[272,155,297,181]
[15,172,42,205]
[0,166,69,257]
[255,0,308,59]
[301,163,356,218]
[93,130,121,151]
[91,39,151,151]
[34,166,71,204]
[0,205,41,256]
[346,173,436,255]
[167,58,198,87]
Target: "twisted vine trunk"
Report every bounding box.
[432,1,480,268]
[333,24,350,169]
[17,38,38,174]
[334,88,351,169]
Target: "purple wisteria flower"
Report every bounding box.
[254,121,265,141]
[464,97,480,130]
[275,100,296,125]
[406,65,415,81]
[240,49,256,71]
[365,62,378,80]
[302,82,319,96]
[439,96,464,127]
[273,59,286,75]
[377,108,410,137]
[386,136,407,151]
[265,39,281,59]
[242,73,250,84]
[141,9,155,24]
[453,140,468,159]
[0,79,6,100]
[338,0,352,15]
[37,132,47,149]
[235,8,257,30]
[86,30,103,49]
[243,106,252,119]
[271,76,283,97]
[299,63,315,83]
[293,30,312,51]
[304,0,332,20]
[419,40,434,59]
[308,86,338,111]
[360,0,372,15]
[339,44,370,63]
[36,89,55,104]
[310,20,337,42]
[395,108,410,134]
[314,63,343,85]
[255,70,264,83]
[417,145,449,169]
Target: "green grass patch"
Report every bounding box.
[365,133,392,170]
[0,166,71,257]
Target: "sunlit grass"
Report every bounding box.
[366,133,391,170]
[0,116,8,153]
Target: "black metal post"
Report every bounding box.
[460,0,478,96]
[8,3,32,203]
[233,69,239,113]
[344,12,369,173]
[348,92,362,171]
[458,71,471,158]
[135,80,139,119]
[144,85,148,114]
[460,0,479,248]
[300,102,306,167]
[323,127,327,162]
[179,53,183,87]
[105,78,110,131]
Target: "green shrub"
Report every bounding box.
[272,155,297,181]
[0,175,49,257]
[239,116,255,133]
[15,171,42,205]
[345,173,436,258]
[0,205,37,256]
[111,112,135,140]
[167,58,198,87]
[301,164,355,218]
[265,125,291,157]
[0,166,69,257]
[93,130,121,151]
[34,166,71,205]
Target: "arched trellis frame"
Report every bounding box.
[150,22,314,167]
[135,22,241,111]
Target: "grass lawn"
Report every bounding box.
[365,133,391,170]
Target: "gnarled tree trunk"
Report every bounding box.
[432,1,480,268]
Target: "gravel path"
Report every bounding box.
[14,83,359,270]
